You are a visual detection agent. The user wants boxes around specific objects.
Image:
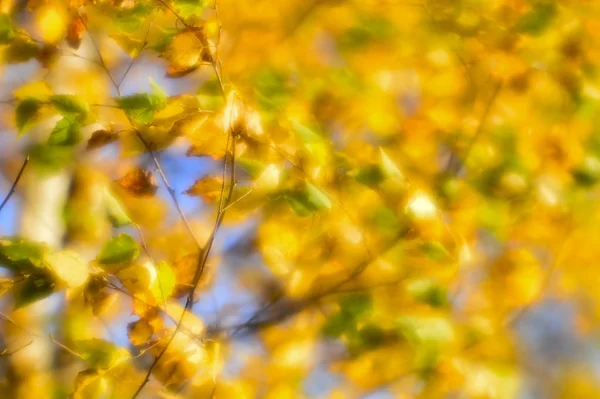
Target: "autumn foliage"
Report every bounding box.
[1,0,600,398]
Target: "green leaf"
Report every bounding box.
[340,293,372,317]
[0,13,14,44]
[115,92,166,125]
[406,279,448,308]
[2,37,39,63]
[419,241,452,263]
[97,234,140,265]
[572,156,600,187]
[285,183,332,217]
[290,119,328,165]
[322,311,353,338]
[149,77,168,102]
[109,3,154,32]
[173,0,208,18]
[14,275,55,308]
[28,143,75,172]
[50,94,89,117]
[75,339,129,370]
[48,117,82,146]
[237,157,266,178]
[515,1,556,35]
[15,98,43,133]
[104,188,132,227]
[0,238,46,272]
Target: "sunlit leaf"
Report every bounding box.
[44,250,89,288]
[285,182,332,216]
[150,261,176,300]
[73,369,108,399]
[184,176,224,202]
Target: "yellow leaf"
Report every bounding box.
[36,5,67,43]
[164,29,204,70]
[128,318,154,346]
[172,112,208,137]
[73,369,108,399]
[45,250,89,288]
[184,176,224,202]
[117,262,158,293]
[252,164,281,193]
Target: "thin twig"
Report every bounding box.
[0,341,33,356]
[445,81,502,176]
[0,311,82,358]
[0,155,29,215]
[134,132,202,249]
[130,11,232,397]
[118,19,155,87]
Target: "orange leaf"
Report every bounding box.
[116,168,158,197]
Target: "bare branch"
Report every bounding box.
[0,155,29,215]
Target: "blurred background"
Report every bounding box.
[3,0,600,398]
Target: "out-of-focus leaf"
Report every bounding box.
[128,319,154,346]
[285,182,332,216]
[0,238,46,272]
[115,90,166,125]
[406,279,448,308]
[290,120,328,165]
[172,112,208,137]
[84,278,117,316]
[151,261,176,300]
[184,176,224,202]
[515,1,556,34]
[75,339,129,370]
[117,262,157,293]
[2,37,39,63]
[50,94,89,117]
[0,13,14,44]
[48,117,82,146]
[419,241,452,263]
[44,250,89,288]
[66,14,86,49]
[72,369,108,399]
[116,168,158,197]
[163,28,206,72]
[97,233,139,265]
[15,98,43,133]
[173,0,209,18]
[87,128,118,151]
[104,188,132,227]
[28,143,75,171]
[13,81,52,101]
[14,275,55,308]
[0,278,14,297]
